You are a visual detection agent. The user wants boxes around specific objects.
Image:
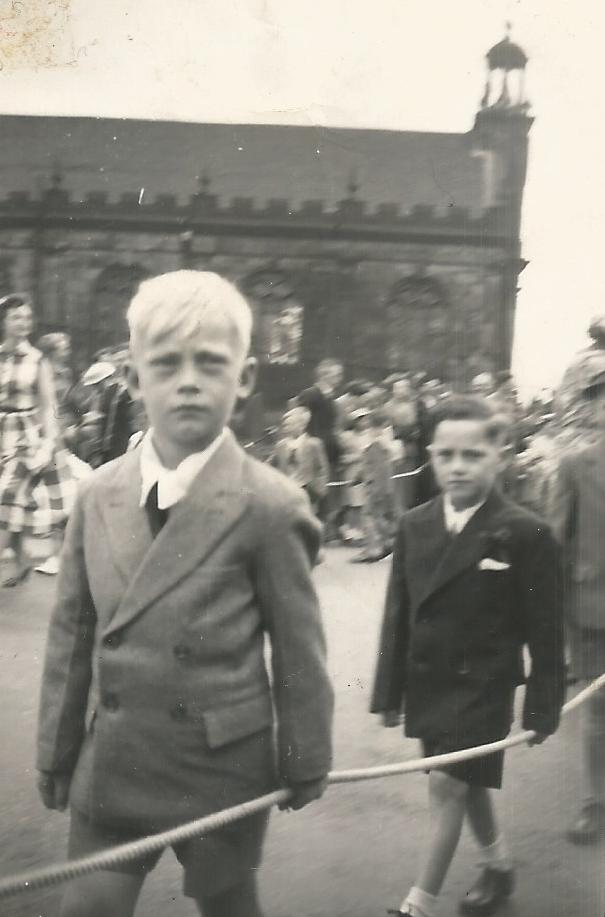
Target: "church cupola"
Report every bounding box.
[481,24,529,111]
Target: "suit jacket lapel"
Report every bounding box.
[416,489,505,607]
[404,496,450,617]
[98,450,153,588]
[102,433,250,637]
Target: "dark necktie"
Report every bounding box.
[145,481,169,537]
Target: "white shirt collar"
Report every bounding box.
[316,380,333,397]
[139,428,227,511]
[443,494,485,535]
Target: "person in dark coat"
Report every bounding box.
[371,394,565,917]
[297,358,343,474]
[549,369,605,845]
[297,358,344,535]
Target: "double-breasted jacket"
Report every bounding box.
[37,433,334,830]
[371,490,565,745]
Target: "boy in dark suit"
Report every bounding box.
[36,271,334,917]
[371,395,565,917]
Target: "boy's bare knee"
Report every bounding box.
[59,872,142,917]
[429,769,469,804]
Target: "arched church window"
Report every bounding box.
[386,276,449,375]
[89,264,150,354]
[0,260,13,299]
[243,271,304,365]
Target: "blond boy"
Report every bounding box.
[36,271,333,917]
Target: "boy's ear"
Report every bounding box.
[125,360,141,400]
[237,356,257,401]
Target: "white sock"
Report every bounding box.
[400,885,438,917]
[480,834,512,871]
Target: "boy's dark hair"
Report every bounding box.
[429,394,508,444]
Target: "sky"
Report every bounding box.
[0,0,603,396]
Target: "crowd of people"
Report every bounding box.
[0,289,593,581]
[267,358,562,562]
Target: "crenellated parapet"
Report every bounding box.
[0,184,511,243]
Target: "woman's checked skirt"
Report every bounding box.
[0,410,78,536]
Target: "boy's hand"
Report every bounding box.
[279,776,328,811]
[528,732,549,747]
[37,771,71,811]
[382,710,403,728]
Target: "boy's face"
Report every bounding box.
[127,313,256,464]
[429,419,505,510]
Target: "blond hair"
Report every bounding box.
[127,270,253,358]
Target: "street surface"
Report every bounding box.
[0,545,602,917]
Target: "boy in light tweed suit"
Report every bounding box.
[37,271,334,917]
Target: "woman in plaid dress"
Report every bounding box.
[0,294,77,586]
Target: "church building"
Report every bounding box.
[0,32,532,405]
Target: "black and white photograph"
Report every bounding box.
[0,2,602,915]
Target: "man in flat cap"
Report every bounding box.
[550,368,605,844]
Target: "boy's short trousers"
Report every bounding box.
[68,806,269,899]
[422,740,505,789]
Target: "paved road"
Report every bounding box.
[0,546,602,917]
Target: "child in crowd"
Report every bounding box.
[371,394,565,917]
[339,407,372,545]
[36,270,334,917]
[273,405,329,515]
[352,410,400,563]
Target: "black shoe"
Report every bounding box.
[566,802,605,845]
[459,867,515,915]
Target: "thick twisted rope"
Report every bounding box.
[0,674,603,900]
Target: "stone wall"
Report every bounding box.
[0,221,512,403]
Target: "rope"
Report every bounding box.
[326,461,429,488]
[0,673,603,900]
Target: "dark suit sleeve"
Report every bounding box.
[517,524,566,735]
[369,522,410,714]
[254,490,334,784]
[36,486,97,775]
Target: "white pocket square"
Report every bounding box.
[479,558,511,571]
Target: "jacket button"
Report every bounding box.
[170,702,188,721]
[102,692,120,711]
[173,644,191,661]
[103,633,121,649]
